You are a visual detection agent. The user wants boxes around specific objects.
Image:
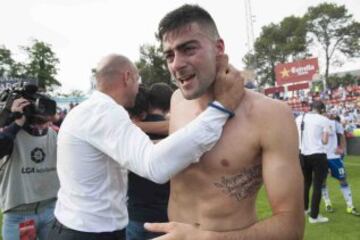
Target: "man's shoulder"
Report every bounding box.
[315,114,330,124]
[241,90,292,121]
[171,89,184,102]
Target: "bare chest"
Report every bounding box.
[170,105,262,196]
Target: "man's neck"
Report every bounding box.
[194,91,214,110]
[97,88,126,106]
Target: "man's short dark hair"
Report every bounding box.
[127,85,149,118]
[158,4,220,41]
[148,83,173,112]
[311,100,326,114]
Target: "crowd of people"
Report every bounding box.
[280,86,360,135]
[0,3,358,240]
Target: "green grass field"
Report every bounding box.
[256,155,360,240]
[0,156,359,239]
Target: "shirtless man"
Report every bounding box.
[145,4,304,239]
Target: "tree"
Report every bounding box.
[305,3,360,86]
[248,16,308,86]
[0,46,14,77]
[328,73,358,89]
[0,46,27,78]
[135,44,175,89]
[22,39,61,91]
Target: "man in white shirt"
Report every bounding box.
[47,53,244,240]
[296,100,330,224]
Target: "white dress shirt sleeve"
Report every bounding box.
[87,104,228,184]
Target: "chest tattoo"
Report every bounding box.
[213,164,262,201]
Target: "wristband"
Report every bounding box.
[208,101,235,118]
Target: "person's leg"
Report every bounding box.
[322,160,333,212]
[338,179,360,216]
[321,184,334,212]
[310,154,328,219]
[301,155,312,212]
[328,158,359,215]
[37,203,56,239]
[340,181,353,208]
[2,212,26,240]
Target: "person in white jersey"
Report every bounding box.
[321,110,360,216]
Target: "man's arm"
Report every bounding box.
[322,131,329,145]
[335,121,346,155]
[0,123,21,158]
[222,102,304,239]
[135,120,169,135]
[145,102,304,240]
[0,98,29,158]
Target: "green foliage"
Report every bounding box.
[135,44,175,89]
[249,16,308,86]
[0,40,61,91]
[328,74,359,89]
[22,39,61,91]
[311,80,325,92]
[0,46,26,78]
[248,3,359,88]
[305,3,360,86]
[0,46,14,77]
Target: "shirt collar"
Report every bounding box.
[91,90,118,105]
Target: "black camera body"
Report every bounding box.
[0,83,56,127]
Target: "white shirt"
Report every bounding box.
[296,112,331,155]
[326,120,344,159]
[55,90,229,232]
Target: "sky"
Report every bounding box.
[0,0,359,93]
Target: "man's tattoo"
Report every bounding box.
[213,164,262,201]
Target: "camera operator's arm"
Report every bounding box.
[11,98,30,127]
[0,98,30,158]
[0,123,22,158]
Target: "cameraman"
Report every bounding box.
[0,97,59,240]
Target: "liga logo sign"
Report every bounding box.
[275,58,319,86]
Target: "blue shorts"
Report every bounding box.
[327,158,346,180]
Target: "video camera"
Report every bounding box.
[0,80,56,127]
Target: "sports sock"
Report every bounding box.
[322,185,332,206]
[340,183,353,208]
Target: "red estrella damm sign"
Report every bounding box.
[275,58,319,86]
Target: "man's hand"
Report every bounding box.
[144,222,206,240]
[10,98,30,126]
[213,54,244,111]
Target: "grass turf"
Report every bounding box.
[256,155,360,240]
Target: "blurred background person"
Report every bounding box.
[321,110,360,216]
[126,82,173,240]
[296,100,330,223]
[0,97,59,240]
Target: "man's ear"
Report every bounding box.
[215,38,225,55]
[123,71,131,87]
